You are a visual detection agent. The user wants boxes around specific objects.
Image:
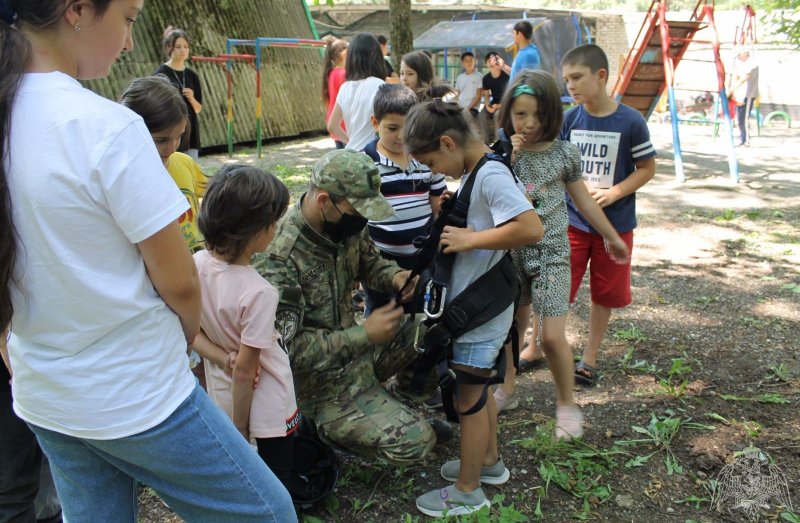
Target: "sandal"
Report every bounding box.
[574,361,599,386]
[518,357,546,373]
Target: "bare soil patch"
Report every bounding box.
[139,123,800,522]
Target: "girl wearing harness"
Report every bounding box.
[402,99,543,517]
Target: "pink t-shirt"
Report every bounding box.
[194,250,299,438]
[327,67,347,136]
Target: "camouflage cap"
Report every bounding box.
[311,149,394,221]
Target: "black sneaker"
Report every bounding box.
[428,418,452,444]
[423,389,443,411]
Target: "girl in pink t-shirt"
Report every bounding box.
[322,38,349,149]
[192,164,299,492]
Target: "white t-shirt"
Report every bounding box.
[6,72,195,439]
[448,159,532,343]
[194,251,299,439]
[336,77,385,151]
[455,72,483,110]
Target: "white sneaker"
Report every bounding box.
[493,387,519,413]
[555,405,584,440]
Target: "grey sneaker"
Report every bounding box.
[440,458,510,484]
[416,484,490,517]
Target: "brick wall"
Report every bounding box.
[591,12,631,94]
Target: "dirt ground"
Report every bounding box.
[139,121,800,522]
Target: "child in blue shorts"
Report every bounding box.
[402,100,543,517]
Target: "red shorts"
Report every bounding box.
[569,226,634,308]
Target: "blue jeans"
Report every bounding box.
[29,383,296,523]
[451,334,508,369]
[736,98,753,144]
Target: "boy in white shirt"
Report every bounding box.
[455,52,483,117]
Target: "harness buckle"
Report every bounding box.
[413,319,426,354]
[423,280,447,319]
[438,367,457,389]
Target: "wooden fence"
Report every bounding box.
[84,0,327,149]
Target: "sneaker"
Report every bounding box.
[440,458,510,484]
[555,405,584,441]
[416,484,490,517]
[423,389,443,411]
[493,387,519,413]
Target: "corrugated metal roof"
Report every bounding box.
[414,18,546,49]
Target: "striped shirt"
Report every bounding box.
[364,139,447,257]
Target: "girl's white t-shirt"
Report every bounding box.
[6,72,195,439]
[335,76,385,152]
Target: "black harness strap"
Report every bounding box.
[410,253,519,394]
[394,159,479,302]
[402,153,524,423]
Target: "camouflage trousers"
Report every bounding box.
[308,315,436,466]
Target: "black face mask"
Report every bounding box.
[322,200,368,242]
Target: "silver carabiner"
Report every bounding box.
[423,280,447,320]
[413,319,426,354]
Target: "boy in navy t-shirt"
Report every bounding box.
[559,44,657,386]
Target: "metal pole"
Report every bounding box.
[703,5,739,182]
[658,2,685,182]
[256,39,263,159]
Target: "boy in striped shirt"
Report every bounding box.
[363,84,446,313]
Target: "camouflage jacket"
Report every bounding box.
[252,199,403,407]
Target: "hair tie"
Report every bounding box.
[513,84,537,98]
[0,0,17,26]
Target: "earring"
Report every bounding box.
[73,22,81,32]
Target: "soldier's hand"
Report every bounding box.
[392,270,418,303]
[364,300,404,344]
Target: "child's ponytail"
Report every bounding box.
[402,99,478,155]
[321,37,348,105]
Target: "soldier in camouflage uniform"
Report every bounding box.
[253,149,436,465]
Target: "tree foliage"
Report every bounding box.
[759,0,800,46]
[313,0,798,46]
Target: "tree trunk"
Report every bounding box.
[389,0,412,72]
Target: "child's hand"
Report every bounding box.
[588,187,621,208]
[605,236,631,265]
[439,190,454,204]
[229,351,261,389]
[182,87,196,101]
[225,351,237,377]
[510,133,527,152]
[440,225,476,253]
